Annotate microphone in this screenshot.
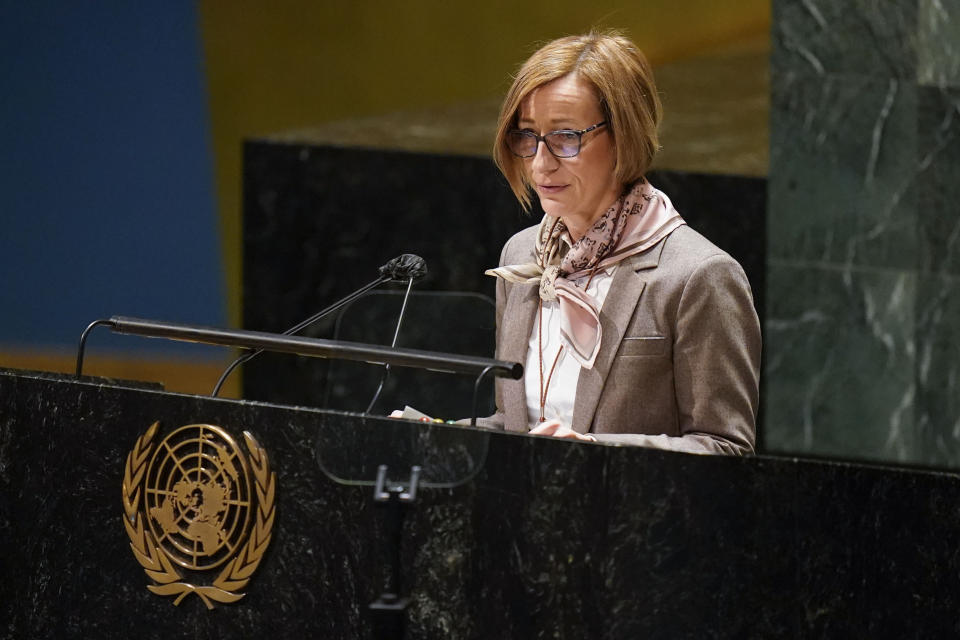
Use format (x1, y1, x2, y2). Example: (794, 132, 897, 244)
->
(211, 254, 428, 397)
(379, 254, 427, 281)
(362, 255, 427, 413)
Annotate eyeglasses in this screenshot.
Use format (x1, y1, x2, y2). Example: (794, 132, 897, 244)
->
(506, 121, 608, 158)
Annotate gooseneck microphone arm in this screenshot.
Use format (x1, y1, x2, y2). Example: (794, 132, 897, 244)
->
(210, 254, 428, 397)
(210, 273, 389, 397)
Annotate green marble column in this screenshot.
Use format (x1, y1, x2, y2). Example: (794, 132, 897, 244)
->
(765, 0, 960, 465)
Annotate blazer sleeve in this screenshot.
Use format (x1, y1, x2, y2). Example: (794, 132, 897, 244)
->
(593, 253, 761, 454)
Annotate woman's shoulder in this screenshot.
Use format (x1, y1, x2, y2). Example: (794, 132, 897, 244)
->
(660, 224, 742, 271)
(499, 224, 539, 265)
(651, 224, 751, 293)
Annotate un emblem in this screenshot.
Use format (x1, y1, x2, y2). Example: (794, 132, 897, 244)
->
(122, 422, 276, 608)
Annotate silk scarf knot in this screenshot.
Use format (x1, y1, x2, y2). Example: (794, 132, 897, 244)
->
(486, 179, 685, 369)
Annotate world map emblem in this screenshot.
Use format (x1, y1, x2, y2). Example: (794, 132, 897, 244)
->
(122, 422, 276, 608)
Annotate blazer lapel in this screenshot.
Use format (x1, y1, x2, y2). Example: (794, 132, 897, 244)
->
(571, 241, 665, 433)
(499, 282, 539, 429)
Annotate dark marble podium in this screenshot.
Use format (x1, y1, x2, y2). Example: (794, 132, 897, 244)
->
(3, 366, 960, 639)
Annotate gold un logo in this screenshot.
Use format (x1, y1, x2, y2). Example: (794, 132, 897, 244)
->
(122, 422, 276, 608)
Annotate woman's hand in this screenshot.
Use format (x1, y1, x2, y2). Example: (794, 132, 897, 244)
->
(528, 419, 596, 442)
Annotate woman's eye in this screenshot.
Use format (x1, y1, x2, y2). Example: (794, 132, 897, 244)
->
(546, 131, 578, 143)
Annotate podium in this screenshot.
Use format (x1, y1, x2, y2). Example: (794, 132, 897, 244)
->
(3, 366, 960, 638)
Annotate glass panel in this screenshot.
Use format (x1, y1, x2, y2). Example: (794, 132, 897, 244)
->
(314, 411, 490, 489)
(323, 290, 497, 420)
(315, 291, 496, 488)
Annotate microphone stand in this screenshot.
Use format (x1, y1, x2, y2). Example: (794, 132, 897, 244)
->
(365, 276, 415, 414)
(211, 273, 390, 396)
(211, 254, 428, 397)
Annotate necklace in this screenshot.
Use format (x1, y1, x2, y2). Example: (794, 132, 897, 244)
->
(537, 266, 599, 423)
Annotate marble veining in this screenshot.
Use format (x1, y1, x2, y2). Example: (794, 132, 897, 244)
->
(773, 0, 917, 79)
(918, 0, 960, 86)
(769, 72, 918, 270)
(917, 86, 960, 275)
(767, 0, 960, 467)
(764, 265, 918, 462)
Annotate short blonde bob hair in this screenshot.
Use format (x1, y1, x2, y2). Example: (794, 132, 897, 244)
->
(493, 31, 662, 210)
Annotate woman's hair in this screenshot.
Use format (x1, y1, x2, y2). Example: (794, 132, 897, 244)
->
(493, 31, 662, 210)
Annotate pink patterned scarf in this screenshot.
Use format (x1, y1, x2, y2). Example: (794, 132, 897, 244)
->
(486, 179, 685, 368)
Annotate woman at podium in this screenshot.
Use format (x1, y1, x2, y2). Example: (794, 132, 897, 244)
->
(484, 31, 761, 454)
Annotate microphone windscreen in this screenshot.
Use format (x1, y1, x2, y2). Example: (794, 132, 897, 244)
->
(379, 254, 428, 281)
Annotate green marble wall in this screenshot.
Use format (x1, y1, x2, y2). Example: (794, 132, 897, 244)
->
(765, 0, 960, 466)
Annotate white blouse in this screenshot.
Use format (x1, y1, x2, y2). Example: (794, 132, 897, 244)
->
(523, 266, 616, 428)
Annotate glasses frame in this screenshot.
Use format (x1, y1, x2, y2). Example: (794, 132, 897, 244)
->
(506, 120, 608, 158)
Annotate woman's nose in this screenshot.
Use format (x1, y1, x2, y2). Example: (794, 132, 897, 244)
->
(530, 139, 559, 173)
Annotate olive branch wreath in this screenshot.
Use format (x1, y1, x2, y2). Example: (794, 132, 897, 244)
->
(121, 422, 276, 609)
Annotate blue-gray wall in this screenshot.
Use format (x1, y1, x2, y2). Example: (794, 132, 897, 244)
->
(0, 2, 224, 354)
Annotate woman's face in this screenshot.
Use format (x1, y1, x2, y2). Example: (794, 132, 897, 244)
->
(517, 74, 621, 236)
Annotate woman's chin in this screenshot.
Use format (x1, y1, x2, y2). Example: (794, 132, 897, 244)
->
(538, 197, 570, 219)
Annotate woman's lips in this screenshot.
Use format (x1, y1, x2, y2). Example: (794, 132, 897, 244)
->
(538, 184, 567, 195)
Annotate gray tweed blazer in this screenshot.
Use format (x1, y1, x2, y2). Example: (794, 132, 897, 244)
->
(487, 223, 761, 455)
